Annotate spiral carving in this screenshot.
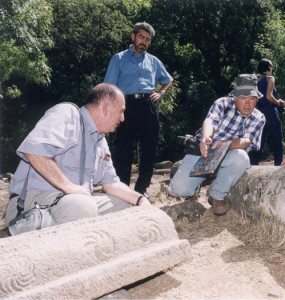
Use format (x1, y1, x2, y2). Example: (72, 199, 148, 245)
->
(84, 230, 115, 261)
(137, 217, 162, 244)
(0, 258, 36, 296)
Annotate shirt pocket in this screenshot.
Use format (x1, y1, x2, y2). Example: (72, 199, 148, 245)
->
(93, 148, 111, 186)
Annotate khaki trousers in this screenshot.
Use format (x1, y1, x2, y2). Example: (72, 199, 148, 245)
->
(5, 189, 131, 226)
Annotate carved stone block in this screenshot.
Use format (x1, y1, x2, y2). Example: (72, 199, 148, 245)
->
(0, 206, 191, 299)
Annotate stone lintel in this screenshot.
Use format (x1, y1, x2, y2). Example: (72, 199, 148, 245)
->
(0, 206, 191, 299)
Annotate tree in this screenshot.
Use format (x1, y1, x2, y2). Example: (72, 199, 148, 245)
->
(0, 0, 53, 98)
(0, 0, 53, 172)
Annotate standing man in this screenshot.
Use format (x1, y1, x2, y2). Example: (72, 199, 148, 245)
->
(104, 22, 173, 195)
(170, 74, 265, 216)
(5, 83, 150, 230)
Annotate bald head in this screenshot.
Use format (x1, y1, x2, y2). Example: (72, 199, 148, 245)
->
(86, 83, 123, 106)
(85, 83, 125, 133)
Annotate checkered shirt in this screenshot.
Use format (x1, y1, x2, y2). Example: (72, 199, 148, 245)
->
(198, 96, 265, 152)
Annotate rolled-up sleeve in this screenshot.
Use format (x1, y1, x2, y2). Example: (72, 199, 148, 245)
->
(205, 98, 226, 131)
(155, 58, 173, 84)
(93, 138, 119, 186)
(17, 104, 80, 160)
(244, 114, 266, 151)
(104, 55, 120, 85)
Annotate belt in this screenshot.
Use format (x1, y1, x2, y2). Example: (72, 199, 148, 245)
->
(126, 93, 149, 99)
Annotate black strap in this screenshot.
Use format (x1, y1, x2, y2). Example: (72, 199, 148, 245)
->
(16, 167, 30, 216)
(16, 103, 86, 215)
(79, 114, 85, 185)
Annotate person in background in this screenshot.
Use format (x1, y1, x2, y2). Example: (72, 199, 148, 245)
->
(5, 83, 150, 230)
(249, 59, 285, 166)
(104, 22, 173, 196)
(170, 74, 265, 217)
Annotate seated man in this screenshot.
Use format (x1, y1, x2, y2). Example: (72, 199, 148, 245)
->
(5, 83, 150, 228)
(170, 74, 265, 216)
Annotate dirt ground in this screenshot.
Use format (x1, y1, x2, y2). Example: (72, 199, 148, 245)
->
(1, 171, 285, 300)
(127, 172, 285, 300)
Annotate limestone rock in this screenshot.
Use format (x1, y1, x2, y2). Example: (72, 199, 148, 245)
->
(161, 201, 206, 224)
(226, 165, 285, 238)
(0, 206, 191, 299)
(153, 168, 171, 175)
(154, 161, 173, 169)
(170, 160, 182, 178)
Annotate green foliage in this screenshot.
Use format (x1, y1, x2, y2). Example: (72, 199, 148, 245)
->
(47, 0, 136, 104)
(3, 0, 285, 171)
(157, 73, 180, 115)
(0, 0, 53, 98)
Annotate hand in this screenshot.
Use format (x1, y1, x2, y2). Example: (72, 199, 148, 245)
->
(278, 99, 285, 107)
(281, 159, 285, 167)
(211, 140, 229, 150)
(149, 91, 162, 102)
(199, 137, 212, 158)
(62, 183, 91, 195)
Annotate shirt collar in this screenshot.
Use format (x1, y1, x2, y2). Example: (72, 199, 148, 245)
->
(80, 106, 104, 138)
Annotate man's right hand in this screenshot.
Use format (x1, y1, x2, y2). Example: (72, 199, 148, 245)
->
(199, 137, 212, 158)
(62, 183, 91, 195)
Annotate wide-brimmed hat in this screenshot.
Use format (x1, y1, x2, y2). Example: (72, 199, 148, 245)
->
(229, 74, 263, 99)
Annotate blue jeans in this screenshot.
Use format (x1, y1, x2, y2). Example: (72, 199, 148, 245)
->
(170, 149, 250, 200)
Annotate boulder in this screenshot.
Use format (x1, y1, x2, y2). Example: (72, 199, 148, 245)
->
(226, 165, 285, 238)
(154, 161, 173, 169)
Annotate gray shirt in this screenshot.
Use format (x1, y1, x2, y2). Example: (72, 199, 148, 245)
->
(9, 103, 119, 195)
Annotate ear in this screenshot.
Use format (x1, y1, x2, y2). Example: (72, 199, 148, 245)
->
(131, 32, 135, 42)
(102, 99, 110, 116)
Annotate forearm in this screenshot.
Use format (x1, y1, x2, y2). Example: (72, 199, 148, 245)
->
(151, 83, 172, 101)
(267, 94, 282, 106)
(266, 78, 284, 106)
(230, 138, 251, 150)
(201, 119, 215, 139)
(159, 83, 172, 93)
(25, 153, 89, 195)
(102, 181, 150, 205)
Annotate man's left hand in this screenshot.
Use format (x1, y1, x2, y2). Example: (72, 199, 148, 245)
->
(150, 91, 162, 102)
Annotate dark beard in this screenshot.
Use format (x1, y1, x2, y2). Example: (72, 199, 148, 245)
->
(135, 43, 146, 53)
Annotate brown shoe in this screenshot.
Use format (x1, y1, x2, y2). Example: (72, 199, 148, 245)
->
(208, 195, 214, 206)
(212, 199, 228, 217)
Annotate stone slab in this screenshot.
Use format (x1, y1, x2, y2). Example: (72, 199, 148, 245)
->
(0, 206, 191, 299)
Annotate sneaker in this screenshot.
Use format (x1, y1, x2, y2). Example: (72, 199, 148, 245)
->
(212, 199, 228, 217)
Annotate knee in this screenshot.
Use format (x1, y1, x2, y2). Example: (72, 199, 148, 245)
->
(52, 194, 99, 224)
(170, 173, 193, 197)
(227, 149, 250, 171)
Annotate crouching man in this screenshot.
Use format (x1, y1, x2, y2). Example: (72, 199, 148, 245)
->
(5, 83, 150, 231)
(170, 74, 265, 216)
